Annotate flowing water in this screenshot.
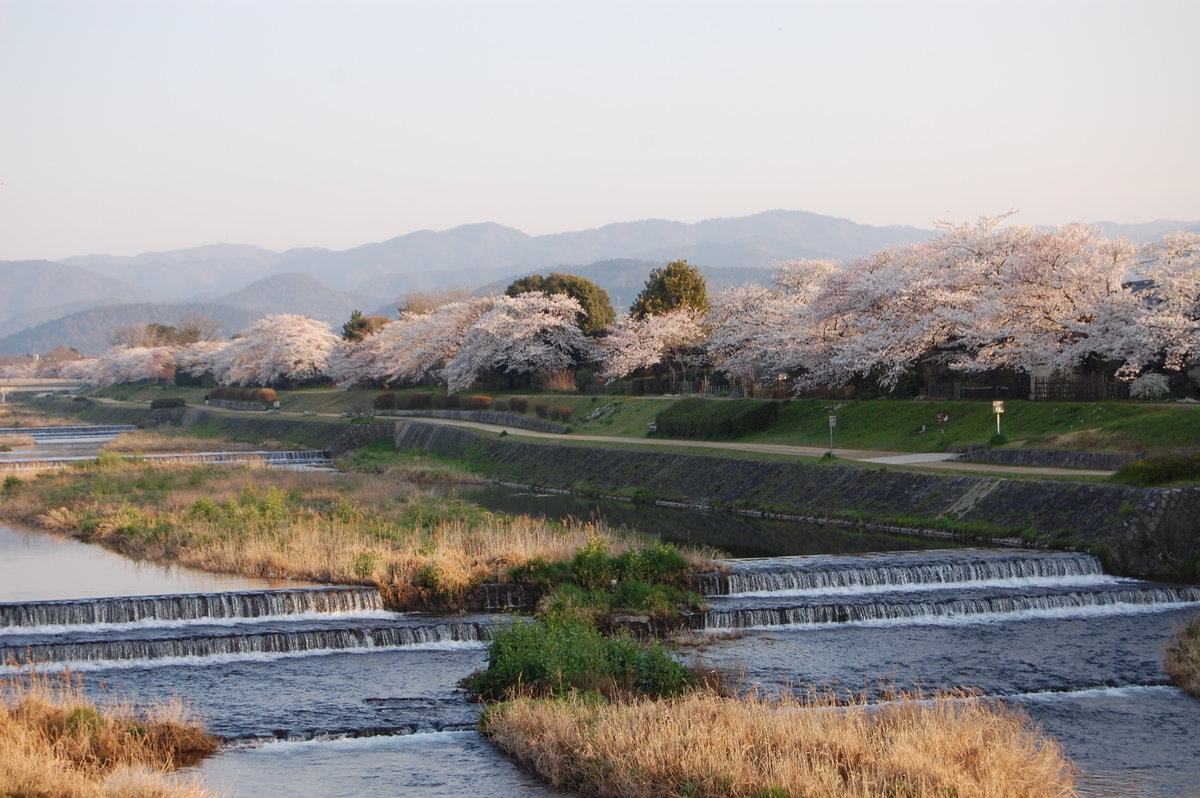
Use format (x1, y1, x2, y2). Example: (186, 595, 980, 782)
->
(2, 427, 1198, 795)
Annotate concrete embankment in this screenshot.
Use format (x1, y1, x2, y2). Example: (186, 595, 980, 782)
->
(391, 420, 1200, 580)
(25, 398, 1200, 580)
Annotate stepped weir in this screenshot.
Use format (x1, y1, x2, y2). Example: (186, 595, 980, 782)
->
(0, 585, 493, 668)
(689, 548, 1200, 630)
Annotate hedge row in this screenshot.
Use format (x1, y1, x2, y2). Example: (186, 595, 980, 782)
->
(373, 393, 534, 415)
(654, 398, 779, 439)
(207, 386, 277, 404)
(1114, 454, 1200, 486)
(149, 397, 187, 409)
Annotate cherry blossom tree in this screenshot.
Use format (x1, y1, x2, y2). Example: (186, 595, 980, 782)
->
(94, 346, 178, 385)
(209, 314, 339, 386)
(445, 292, 595, 393)
(366, 297, 497, 386)
(600, 308, 708, 388)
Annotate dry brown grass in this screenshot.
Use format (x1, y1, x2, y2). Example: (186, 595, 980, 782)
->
(481, 687, 1078, 798)
(1167, 614, 1200, 699)
(0, 405, 80, 428)
(0, 433, 37, 447)
(100, 430, 278, 454)
(3, 459, 720, 609)
(0, 670, 218, 798)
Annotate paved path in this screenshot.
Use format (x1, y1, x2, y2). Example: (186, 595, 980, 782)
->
(90, 398, 1116, 478)
(375, 416, 1116, 478)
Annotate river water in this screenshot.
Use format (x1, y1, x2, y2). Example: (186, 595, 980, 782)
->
(2, 429, 1199, 796)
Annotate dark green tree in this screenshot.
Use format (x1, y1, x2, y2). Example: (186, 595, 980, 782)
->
(505, 272, 616, 335)
(341, 309, 390, 342)
(629, 260, 710, 318)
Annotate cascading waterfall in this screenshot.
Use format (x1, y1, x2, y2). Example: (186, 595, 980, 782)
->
(0, 449, 332, 470)
(0, 584, 496, 667)
(691, 549, 1104, 596)
(690, 548, 1200, 631)
(0, 586, 384, 629)
(6, 620, 494, 666)
(0, 424, 138, 438)
(698, 584, 1200, 629)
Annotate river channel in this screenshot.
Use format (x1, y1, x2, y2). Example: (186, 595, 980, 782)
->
(2, 429, 1198, 796)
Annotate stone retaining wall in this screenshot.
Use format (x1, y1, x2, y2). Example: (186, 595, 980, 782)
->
(392, 419, 1200, 579)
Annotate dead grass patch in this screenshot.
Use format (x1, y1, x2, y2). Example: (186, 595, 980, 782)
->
(100, 430, 278, 454)
(1167, 614, 1200, 699)
(1, 669, 217, 798)
(481, 687, 1078, 798)
(2, 459, 720, 610)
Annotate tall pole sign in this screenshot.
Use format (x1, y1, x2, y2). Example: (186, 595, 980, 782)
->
(992, 400, 1005, 436)
(828, 414, 837, 456)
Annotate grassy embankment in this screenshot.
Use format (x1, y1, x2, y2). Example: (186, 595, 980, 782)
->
(1, 671, 217, 798)
(86, 383, 1200, 456)
(0, 450, 718, 611)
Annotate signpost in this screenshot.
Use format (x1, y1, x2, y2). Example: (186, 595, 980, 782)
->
(828, 414, 837, 456)
(992, 400, 1005, 436)
(936, 412, 949, 444)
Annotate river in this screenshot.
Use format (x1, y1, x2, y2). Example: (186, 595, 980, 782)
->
(2, 428, 1198, 796)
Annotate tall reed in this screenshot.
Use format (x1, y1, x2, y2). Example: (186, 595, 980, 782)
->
(1, 669, 218, 798)
(481, 687, 1078, 798)
(1167, 614, 1200, 699)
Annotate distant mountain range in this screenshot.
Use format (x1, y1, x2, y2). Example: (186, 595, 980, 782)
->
(1, 210, 1195, 355)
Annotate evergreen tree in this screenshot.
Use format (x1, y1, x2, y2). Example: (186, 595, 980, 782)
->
(629, 260, 710, 318)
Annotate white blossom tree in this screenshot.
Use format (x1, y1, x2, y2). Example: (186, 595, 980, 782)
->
(600, 308, 708, 388)
(210, 314, 339, 386)
(444, 292, 595, 393)
(94, 346, 178, 385)
(367, 297, 497, 386)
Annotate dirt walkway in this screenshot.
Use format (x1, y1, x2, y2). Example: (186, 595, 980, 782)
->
(90, 398, 1116, 478)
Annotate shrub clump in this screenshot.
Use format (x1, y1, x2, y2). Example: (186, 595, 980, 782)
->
(655, 398, 779, 439)
(149, 397, 187, 410)
(1167, 614, 1200, 699)
(1114, 453, 1200, 486)
(207, 386, 276, 404)
(467, 615, 693, 701)
(509, 396, 529, 414)
(470, 395, 493, 411)
(509, 539, 700, 623)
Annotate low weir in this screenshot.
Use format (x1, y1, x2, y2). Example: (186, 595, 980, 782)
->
(0, 582, 494, 668)
(0, 586, 384, 629)
(0, 424, 138, 438)
(689, 548, 1105, 595)
(0, 449, 332, 471)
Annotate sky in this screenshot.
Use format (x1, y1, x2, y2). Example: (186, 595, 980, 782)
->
(2, 0, 1198, 261)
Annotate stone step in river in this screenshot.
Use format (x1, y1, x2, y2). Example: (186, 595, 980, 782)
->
(0, 584, 495, 669)
(690, 548, 1200, 630)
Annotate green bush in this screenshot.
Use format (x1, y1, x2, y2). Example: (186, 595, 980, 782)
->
(1114, 454, 1200, 486)
(655, 398, 780, 439)
(411, 392, 433, 409)
(373, 392, 398, 410)
(149, 397, 186, 409)
(467, 615, 693, 700)
(509, 396, 529, 414)
(534, 403, 549, 418)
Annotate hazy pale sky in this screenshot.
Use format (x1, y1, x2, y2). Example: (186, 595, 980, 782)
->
(3, 0, 1198, 261)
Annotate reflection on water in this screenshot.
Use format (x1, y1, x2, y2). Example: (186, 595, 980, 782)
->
(199, 731, 559, 798)
(0, 524, 312, 602)
(460, 484, 952, 557)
